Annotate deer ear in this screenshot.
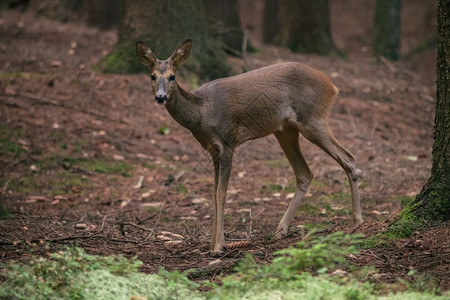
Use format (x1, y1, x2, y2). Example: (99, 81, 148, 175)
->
(136, 41, 157, 67)
(170, 39, 192, 67)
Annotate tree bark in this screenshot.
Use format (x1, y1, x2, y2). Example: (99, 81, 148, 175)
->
(263, 0, 279, 44)
(204, 0, 244, 54)
(389, 0, 449, 235)
(101, 0, 230, 80)
(277, 0, 339, 55)
(86, 0, 120, 30)
(373, 0, 401, 60)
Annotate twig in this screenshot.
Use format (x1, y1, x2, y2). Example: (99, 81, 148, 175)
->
(7, 92, 109, 120)
(247, 209, 253, 239)
(119, 222, 153, 232)
(378, 56, 398, 72)
(0, 234, 143, 246)
(144, 200, 166, 241)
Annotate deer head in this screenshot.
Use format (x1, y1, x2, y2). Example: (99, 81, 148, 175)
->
(135, 39, 192, 104)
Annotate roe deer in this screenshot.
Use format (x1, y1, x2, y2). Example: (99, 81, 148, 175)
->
(136, 39, 363, 252)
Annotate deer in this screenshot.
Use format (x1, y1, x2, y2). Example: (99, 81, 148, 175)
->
(135, 39, 363, 252)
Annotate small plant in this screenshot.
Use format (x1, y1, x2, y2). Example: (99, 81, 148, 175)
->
(0, 203, 11, 219)
(0, 247, 203, 300)
(272, 231, 363, 274)
(1, 237, 447, 300)
(399, 269, 441, 295)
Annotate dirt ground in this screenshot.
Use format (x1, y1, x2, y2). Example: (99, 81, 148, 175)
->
(1, 2, 449, 292)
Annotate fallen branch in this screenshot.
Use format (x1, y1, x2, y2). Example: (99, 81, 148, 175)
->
(119, 222, 153, 232)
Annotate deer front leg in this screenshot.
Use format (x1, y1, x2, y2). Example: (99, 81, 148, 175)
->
(210, 148, 233, 252)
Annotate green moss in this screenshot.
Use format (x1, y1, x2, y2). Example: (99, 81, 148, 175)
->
(396, 196, 415, 207)
(421, 181, 450, 222)
(7, 177, 34, 194)
(5, 155, 134, 195)
(0, 137, 25, 154)
(99, 43, 144, 74)
(73, 139, 88, 152)
(0, 124, 26, 155)
(302, 222, 330, 231)
(297, 203, 320, 214)
(264, 158, 291, 168)
(311, 181, 329, 189)
(143, 163, 156, 171)
(1, 241, 447, 299)
(0, 71, 23, 78)
(263, 184, 284, 192)
(365, 201, 425, 248)
(0, 203, 11, 219)
(7, 171, 89, 196)
(55, 156, 134, 177)
(387, 199, 425, 238)
(176, 184, 188, 195)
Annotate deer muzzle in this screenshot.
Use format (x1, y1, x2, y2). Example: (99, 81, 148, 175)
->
(155, 95, 168, 104)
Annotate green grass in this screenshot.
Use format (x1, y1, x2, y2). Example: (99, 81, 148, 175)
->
(0, 203, 11, 219)
(0, 124, 27, 155)
(297, 203, 321, 214)
(176, 184, 188, 194)
(264, 158, 291, 168)
(396, 196, 415, 207)
(4, 155, 135, 195)
(143, 162, 157, 170)
(1, 232, 445, 299)
(0, 137, 25, 154)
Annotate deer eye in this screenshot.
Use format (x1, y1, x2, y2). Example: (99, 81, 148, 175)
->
(150, 74, 156, 81)
(168, 74, 176, 81)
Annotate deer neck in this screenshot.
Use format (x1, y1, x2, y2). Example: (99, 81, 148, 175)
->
(165, 84, 202, 130)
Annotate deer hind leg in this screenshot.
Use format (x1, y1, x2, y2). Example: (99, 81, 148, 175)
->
(209, 144, 233, 252)
(274, 126, 313, 239)
(301, 120, 363, 226)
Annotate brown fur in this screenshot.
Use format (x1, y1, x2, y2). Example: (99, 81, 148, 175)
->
(136, 40, 363, 252)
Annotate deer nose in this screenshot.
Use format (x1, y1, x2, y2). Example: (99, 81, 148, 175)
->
(155, 95, 168, 104)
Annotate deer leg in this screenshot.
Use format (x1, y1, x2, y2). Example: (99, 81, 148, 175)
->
(301, 121, 363, 226)
(210, 156, 220, 248)
(210, 147, 233, 252)
(274, 127, 313, 239)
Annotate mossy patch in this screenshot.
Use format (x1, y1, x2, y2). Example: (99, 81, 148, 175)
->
(297, 203, 321, 214)
(263, 183, 284, 192)
(0, 203, 11, 219)
(5, 155, 135, 195)
(99, 43, 144, 74)
(264, 158, 291, 168)
(0, 123, 27, 155)
(365, 200, 426, 248)
(176, 184, 188, 195)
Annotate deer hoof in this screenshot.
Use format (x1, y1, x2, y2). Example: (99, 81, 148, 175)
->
(353, 218, 364, 227)
(275, 227, 288, 240)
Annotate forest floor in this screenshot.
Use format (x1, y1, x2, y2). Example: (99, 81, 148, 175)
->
(1, 9, 449, 292)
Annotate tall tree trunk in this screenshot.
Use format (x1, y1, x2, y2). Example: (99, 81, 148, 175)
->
(101, 0, 230, 80)
(389, 0, 449, 236)
(204, 0, 244, 54)
(86, 0, 120, 30)
(263, 0, 279, 44)
(373, 0, 401, 60)
(277, 0, 339, 55)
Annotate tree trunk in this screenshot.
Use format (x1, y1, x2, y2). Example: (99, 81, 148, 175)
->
(263, 0, 279, 44)
(204, 0, 244, 54)
(277, 0, 339, 55)
(86, 0, 120, 30)
(389, 0, 449, 236)
(101, 0, 230, 80)
(373, 0, 401, 60)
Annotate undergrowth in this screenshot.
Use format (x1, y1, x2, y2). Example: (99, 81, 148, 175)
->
(0, 232, 446, 299)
